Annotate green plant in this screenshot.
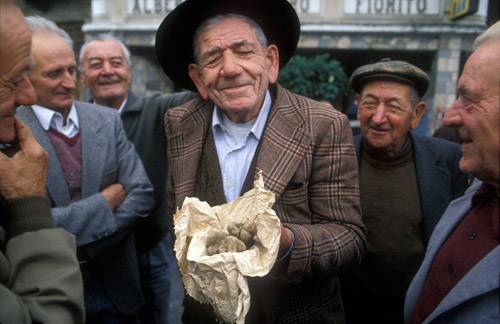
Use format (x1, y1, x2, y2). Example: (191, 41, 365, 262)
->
(278, 53, 350, 103)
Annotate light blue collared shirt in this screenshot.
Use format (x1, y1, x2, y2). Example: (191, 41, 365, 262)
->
(212, 90, 271, 202)
(31, 104, 80, 137)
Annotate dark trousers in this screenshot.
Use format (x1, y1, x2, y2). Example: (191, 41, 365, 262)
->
(81, 262, 140, 324)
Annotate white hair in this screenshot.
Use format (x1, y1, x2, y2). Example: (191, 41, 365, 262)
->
(79, 33, 132, 70)
(25, 15, 73, 48)
(472, 20, 500, 51)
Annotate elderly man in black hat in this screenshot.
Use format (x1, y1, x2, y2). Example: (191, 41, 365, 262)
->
(155, 0, 367, 322)
(340, 59, 469, 324)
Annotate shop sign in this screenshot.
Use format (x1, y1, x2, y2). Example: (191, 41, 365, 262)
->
(128, 0, 321, 15)
(344, 0, 441, 15)
(449, 0, 479, 20)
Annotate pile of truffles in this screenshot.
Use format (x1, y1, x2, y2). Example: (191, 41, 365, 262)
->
(206, 222, 258, 255)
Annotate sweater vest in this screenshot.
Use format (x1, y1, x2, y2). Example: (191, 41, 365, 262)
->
(47, 128, 82, 202)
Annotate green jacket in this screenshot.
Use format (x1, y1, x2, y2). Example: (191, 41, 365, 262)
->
(0, 196, 85, 323)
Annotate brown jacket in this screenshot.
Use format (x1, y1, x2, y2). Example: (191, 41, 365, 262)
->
(165, 84, 366, 323)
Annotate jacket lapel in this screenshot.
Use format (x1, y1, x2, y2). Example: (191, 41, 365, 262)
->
(256, 86, 311, 200)
(412, 133, 452, 244)
(16, 106, 71, 206)
(169, 100, 213, 200)
(75, 102, 108, 198)
(426, 245, 500, 324)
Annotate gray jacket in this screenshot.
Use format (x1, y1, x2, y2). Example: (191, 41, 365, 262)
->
(404, 180, 500, 324)
(17, 102, 154, 316)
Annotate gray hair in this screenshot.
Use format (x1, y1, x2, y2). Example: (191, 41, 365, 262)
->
(79, 33, 131, 70)
(25, 15, 73, 48)
(193, 13, 268, 65)
(472, 20, 500, 51)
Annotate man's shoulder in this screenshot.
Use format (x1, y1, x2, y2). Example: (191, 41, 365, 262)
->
(75, 101, 118, 117)
(168, 97, 211, 118)
(276, 84, 345, 121)
(142, 91, 199, 108)
(411, 132, 461, 154)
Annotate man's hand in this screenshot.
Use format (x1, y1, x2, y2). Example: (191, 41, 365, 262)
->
(101, 183, 126, 211)
(0, 117, 49, 200)
(279, 222, 293, 255)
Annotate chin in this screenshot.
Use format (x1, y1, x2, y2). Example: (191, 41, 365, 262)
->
(0, 128, 16, 144)
(458, 157, 477, 175)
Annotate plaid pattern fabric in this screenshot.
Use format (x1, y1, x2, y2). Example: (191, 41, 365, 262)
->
(165, 84, 366, 323)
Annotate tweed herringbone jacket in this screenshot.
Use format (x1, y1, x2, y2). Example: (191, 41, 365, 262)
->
(165, 84, 366, 323)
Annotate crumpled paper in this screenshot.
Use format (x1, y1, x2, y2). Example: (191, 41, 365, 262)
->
(173, 171, 281, 323)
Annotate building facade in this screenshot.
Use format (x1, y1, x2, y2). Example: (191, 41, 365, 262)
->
(25, 0, 496, 134)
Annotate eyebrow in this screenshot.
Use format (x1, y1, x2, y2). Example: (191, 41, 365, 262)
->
(201, 40, 251, 60)
(43, 66, 74, 77)
(88, 56, 124, 62)
(457, 85, 469, 96)
(362, 93, 406, 105)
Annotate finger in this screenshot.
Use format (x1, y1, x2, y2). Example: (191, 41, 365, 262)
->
(0, 145, 17, 158)
(13, 116, 36, 148)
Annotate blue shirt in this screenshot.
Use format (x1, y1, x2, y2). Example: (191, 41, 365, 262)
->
(212, 91, 294, 260)
(212, 91, 271, 202)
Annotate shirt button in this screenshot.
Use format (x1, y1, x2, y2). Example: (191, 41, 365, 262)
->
(227, 183, 232, 189)
(468, 232, 476, 240)
(448, 266, 454, 274)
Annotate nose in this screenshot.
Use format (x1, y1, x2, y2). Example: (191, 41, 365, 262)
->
(442, 100, 461, 128)
(220, 51, 240, 77)
(61, 70, 76, 90)
(371, 104, 387, 124)
(101, 61, 114, 75)
(15, 74, 36, 106)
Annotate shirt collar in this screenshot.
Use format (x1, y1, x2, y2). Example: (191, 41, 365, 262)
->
(118, 97, 128, 114)
(471, 182, 499, 206)
(212, 90, 271, 140)
(471, 182, 499, 239)
(31, 103, 79, 131)
(92, 96, 128, 114)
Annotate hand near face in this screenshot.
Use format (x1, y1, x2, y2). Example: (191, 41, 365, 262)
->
(0, 117, 49, 200)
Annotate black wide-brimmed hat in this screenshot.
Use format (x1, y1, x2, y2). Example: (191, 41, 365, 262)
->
(350, 58, 430, 97)
(155, 0, 301, 91)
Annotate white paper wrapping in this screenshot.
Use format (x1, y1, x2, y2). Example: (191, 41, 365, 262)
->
(173, 172, 281, 323)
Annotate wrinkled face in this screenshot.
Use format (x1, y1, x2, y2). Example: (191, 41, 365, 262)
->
(188, 17, 279, 123)
(79, 39, 131, 108)
(0, 5, 36, 143)
(29, 32, 76, 114)
(356, 80, 425, 157)
(443, 40, 500, 185)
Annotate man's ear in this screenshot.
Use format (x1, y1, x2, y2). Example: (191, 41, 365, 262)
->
(410, 102, 427, 130)
(79, 70, 87, 87)
(355, 93, 361, 120)
(188, 63, 208, 99)
(266, 44, 279, 84)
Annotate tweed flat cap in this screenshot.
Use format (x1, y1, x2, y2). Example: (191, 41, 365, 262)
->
(350, 58, 430, 97)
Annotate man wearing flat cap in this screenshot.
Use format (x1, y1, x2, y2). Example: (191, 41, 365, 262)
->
(340, 59, 469, 323)
(155, 0, 366, 322)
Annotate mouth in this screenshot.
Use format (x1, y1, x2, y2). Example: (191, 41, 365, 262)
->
(459, 137, 472, 145)
(55, 92, 73, 97)
(98, 80, 121, 86)
(220, 84, 246, 91)
(218, 81, 252, 92)
(2, 114, 15, 124)
(370, 126, 389, 134)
